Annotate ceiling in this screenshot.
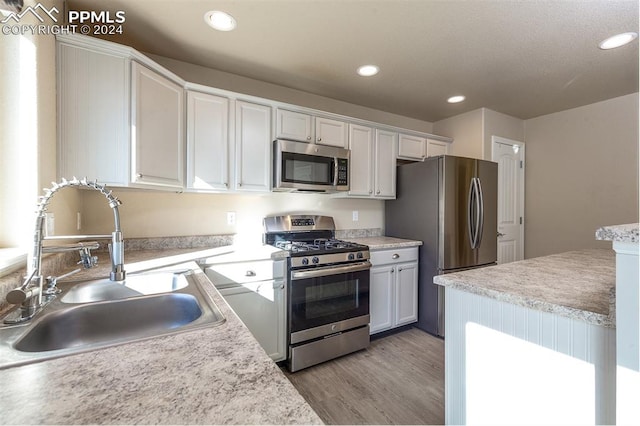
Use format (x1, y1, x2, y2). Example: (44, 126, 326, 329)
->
(66, 0, 639, 122)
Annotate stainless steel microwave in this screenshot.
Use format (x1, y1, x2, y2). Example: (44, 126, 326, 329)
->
(273, 139, 350, 192)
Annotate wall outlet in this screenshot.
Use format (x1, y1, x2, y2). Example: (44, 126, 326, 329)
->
(352, 210, 359, 222)
(227, 211, 236, 225)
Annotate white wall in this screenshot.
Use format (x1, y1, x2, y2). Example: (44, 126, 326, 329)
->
(0, 0, 78, 250)
(432, 108, 484, 159)
(524, 93, 639, 258)
(82, 191, 383, 245)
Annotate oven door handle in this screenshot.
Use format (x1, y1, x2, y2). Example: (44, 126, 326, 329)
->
(291, 261, 372, 280)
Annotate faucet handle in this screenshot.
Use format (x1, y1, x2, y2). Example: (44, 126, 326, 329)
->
(77, 247, 98, 269)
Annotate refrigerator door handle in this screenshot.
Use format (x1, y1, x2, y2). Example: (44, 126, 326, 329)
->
(467, 178, 475, 249)
(476, 177, 484, 247)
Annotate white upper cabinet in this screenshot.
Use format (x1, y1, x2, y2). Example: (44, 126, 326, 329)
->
(234, 101, 272, 192)
(398, 134, 427, 161)
(58, 40, 129, 187)
(346, 126, 396, 199)
(276, 109, 312, 142)
(348, 124, 375, 196)
(57, 36, 185, 190)
(374, 129, 397, 198)
(186, 91, 230, 191)
(276, 109, 348, 148)
(315, 117, 348, 148)
(131, 62, 184, 189)
(426, 138, 450, 157)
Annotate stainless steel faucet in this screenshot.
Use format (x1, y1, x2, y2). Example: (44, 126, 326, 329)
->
(4, 178, 126, 323)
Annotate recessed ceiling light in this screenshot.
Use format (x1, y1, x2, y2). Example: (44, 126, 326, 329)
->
(204, 11, 237, 31)
(599, 32, 638, 50)
(447, 95, 466, 104)
(357, 65, 379, 77)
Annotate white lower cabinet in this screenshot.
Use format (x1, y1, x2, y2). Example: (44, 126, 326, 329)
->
(205, 259, 286, 362)
(369, 247, 419, 334)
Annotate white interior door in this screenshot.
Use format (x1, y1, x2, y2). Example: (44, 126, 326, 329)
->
(491, 136, 525, 263)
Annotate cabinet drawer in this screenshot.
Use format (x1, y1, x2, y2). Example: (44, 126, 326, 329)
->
(370, 247, 418, 266)
(204, 260, 275, 286)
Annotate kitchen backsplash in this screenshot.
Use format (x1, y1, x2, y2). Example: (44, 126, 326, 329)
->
(0, 230, 379, 313)
(336, 228, 383, 239)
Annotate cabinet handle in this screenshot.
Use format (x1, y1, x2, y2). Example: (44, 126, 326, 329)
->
(392, 254, 400, 259)
(317, 137, 322, 142)
(239, 182, 242, 187)
(224, 182, 228, 188)
(136, 173, 143, 179)
(307, 136, 311, 141)
(391, 268, 395, 273)
(245, 270, 256, 277)
(398, 268, 403, 272)
(376, 190, 381, 194)
(369, 190, 373, 194)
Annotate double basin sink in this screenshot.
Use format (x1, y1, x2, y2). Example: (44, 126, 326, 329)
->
(0, 267, 226, 369)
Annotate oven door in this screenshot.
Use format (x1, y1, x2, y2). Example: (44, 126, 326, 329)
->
(289, 261, 370, 344)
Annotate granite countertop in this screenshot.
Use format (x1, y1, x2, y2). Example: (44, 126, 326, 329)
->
(595, 223, 639, 243)
(0, 249, 321, 425)
(434, 249, 616, 328)
(345, 236, 423, 250)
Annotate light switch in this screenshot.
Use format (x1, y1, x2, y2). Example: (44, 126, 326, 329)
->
(352, 211, 359, 222)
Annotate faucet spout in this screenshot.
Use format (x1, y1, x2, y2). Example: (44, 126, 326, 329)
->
(5, 177, 126, 323)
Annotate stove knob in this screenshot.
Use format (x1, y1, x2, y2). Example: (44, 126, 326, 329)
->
(348, 253, 355, 260)
(302, 258, 309, 265)
(312, 256, 320, 264)
(357, 252, 364, 259)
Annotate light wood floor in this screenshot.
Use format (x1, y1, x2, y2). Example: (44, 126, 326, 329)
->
(283, 327, 444, 425)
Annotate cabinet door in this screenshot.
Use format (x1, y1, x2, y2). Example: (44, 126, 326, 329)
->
(219, 280, 286, 362)
(394, 261, 418, 326)
(398, 134, 426, 160)
(348, 124, 374, 197)
(374, 129, 397, 198)
(276, 109, 312, 142)
(235, 101, 272, 191)
(426, 138, 449, 157)
(131, 62, 184, 188)
(58, 42, 129, 186)
(315, 117, 348, 148)
(186, 91, 229, 191)
(370, 265, 394, 334)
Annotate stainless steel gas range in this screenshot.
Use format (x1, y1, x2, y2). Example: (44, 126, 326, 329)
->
(264, 215, 371, 372)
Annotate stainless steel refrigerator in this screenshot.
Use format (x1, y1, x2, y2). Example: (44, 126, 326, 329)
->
(385, 155, 498, 337)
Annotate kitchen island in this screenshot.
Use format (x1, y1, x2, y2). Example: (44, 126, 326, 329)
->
(0, 246, 322, 425)
(434, 248, 616, 425)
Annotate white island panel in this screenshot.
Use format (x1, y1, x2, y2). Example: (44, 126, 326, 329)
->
(445, 287, 615, 425)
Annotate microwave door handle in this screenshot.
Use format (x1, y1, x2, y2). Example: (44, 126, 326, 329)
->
(332, 158, 338, 185)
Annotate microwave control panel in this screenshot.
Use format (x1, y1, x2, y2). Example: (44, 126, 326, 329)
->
(337, 158, 348, 186)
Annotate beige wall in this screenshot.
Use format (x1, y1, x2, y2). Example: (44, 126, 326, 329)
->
(432, 108, 484, 159)
(0, 0, 79, 250)
(149, 54, 434, 134)
(433, 108, 525, 160)
(483, 109, 525, 159)
(524, 93, 639, 258)
(82, 191, 383, 245)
